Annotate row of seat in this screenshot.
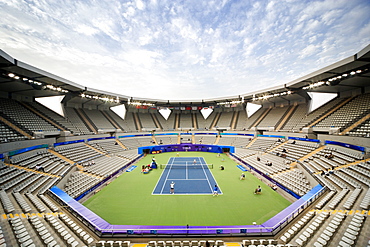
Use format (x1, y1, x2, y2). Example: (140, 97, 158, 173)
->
(39, 194, 59, 212)
(287, 211, 330, 245)
(147, 240, 224, 247)
(0, 189, 15, 213)
(29, 215, 59, 246)
(280, 211, 315, 243)
(64, 172, 102, 198)
(58, 213, 94, 245)
(26, 192, 46, 212)
(45, 215, 80, 247)
(0, 225, 5, 246)
(8, 217, 35, 247)
(83, 156, 130, 177)
(13, 192, 32, 213)
(338, 213, 366, 246)
(310, 213, 346, 247)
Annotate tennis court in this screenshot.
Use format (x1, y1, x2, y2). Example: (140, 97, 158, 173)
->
(152, 157, 221, 195)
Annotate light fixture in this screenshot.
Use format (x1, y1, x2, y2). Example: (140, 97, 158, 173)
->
(8, 73, 15, 78)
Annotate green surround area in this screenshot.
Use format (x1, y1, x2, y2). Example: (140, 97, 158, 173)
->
(83, 152, 291, 226)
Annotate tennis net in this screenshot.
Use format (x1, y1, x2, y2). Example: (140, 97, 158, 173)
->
(160, 164, 214, 169)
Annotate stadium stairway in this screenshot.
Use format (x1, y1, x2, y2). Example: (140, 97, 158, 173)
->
(19, 102, 67, 132)
(116, 139, 128, 150)
(48, 149, 75, 165)
(306, 96, 354, 128)
(152, 135, 158, 145)
(340, 113, 370, 135)
(75, 108, 98, 134)
(249, 108, 271, 129)
(79, 170, 104, 179)
(132, 112, 142, 131)
(275, 105, 297, 131)
(230, 111, 239, 130)
(0, 115, 32, 139)
(313, 157, 370, 175)
(298, 146, 326, 163)
(151, 112, 163, 130)
(265, 140, 289, 154)
(5, 163, 60, 178)
(214, 135, 221, 145)
(101, 110, 123, 130)
(85, 143, 110, 157)
(209, 112, 221, 130)
(245, 138, 257, 148)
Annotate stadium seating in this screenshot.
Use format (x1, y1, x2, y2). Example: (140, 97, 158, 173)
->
(0, 98, 58, 135)
(1, 93, 370, 247)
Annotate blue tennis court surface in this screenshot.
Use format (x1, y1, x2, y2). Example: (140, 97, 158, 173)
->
(152, 157, 222, 195)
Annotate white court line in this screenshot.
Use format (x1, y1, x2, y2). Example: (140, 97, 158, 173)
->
(199, 158, 213, 192)
(159, 157, 175, 194)
(151, 164, 169, 195)
(186, 161, 188, 179)
(170, 178, 208, 180)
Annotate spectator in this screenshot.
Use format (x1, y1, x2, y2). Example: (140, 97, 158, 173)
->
(254, 185, 262, 194)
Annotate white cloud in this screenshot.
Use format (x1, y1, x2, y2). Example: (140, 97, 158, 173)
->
(0, 0, 369, 100)
(74, 24, 99, 36)
(299, 44, 318, 58)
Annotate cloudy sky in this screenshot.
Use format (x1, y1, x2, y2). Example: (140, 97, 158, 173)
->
(0, 0, 369, 101)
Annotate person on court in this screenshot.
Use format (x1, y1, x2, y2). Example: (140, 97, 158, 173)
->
(193, 159, 197, 165)
(240, 173, 245, 180)
(213, 184, 219, 196)
(170, 181, 175, 194)
(254, 185, 262, 194)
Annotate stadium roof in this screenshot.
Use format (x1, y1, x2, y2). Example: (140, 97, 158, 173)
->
(1, 44, 369, 107)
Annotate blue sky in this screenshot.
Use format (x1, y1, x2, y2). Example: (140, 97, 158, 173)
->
(0, 0, 369, 100)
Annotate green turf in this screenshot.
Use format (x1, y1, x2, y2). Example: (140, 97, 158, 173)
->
(83, 152, 291, 226)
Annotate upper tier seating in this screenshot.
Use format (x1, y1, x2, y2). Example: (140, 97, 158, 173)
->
(119, 136, 154, 149)
(54, 143, 102, 163)
(27, 101, 80, 134)
(0, 121, 27, 143)
(315, 93, 370, 129)
(257, 106, 290, 129)
(294, 97, 347, 130)
(178, 112, 193, 129)
(82, 108, 116, 131)
(215, 111, 233, 129)
(0, 98, 58, 134)
(281, 104, 308, 131)
(64, 107, 94, 135)
(138, 112, 157, 129)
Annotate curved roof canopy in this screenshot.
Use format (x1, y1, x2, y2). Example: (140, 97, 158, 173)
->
(1, 45, 369, 107)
